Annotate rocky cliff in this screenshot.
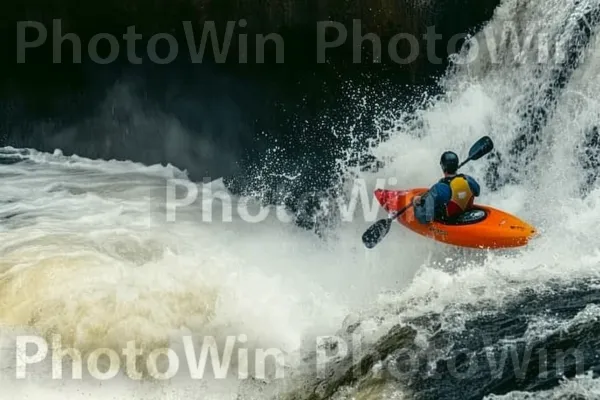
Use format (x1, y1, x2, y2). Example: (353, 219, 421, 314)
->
(4, 0, 500, 78)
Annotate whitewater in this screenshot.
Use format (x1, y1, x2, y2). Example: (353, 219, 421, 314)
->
(2, 0, 600, 398)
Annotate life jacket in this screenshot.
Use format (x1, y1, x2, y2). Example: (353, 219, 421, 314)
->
(438, 174, 475, 218)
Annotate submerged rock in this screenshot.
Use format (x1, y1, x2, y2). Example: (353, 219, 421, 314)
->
(283, 324, 417, 400)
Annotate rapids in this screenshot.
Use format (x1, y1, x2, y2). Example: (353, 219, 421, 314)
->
(2, 0, 600, 398)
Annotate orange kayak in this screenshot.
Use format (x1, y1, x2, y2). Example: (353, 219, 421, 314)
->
(374, 188, 537, 249)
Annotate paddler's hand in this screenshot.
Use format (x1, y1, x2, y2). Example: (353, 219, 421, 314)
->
(412, 195, 423, 206)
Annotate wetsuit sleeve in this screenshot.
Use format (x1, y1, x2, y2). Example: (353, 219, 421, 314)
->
(466, 176, 481, 196)
(415, 183, 450, 223)
(429, 182, 451, 207)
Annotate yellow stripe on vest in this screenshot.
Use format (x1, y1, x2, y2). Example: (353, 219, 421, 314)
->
(448, 176, 474, 211)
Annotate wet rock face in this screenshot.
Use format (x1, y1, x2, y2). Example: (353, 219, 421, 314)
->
(279, 281, 600, 400)
(1, 0, 502, 148)
(282, 324, 419, 400)
(4, 0, 500, 73)
(1, 0, 502, 136)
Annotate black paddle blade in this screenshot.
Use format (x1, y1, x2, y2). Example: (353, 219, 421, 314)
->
(362, 218, 393, 248)
(468, 136, 494, 160)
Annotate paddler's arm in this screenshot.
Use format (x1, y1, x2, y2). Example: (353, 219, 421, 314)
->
(412, 183, 450, 207)
(465, 175, 481, 196)
(413, 183, 450, 223)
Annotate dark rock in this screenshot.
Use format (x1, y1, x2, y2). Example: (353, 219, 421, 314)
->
(284, 325, 417, 400)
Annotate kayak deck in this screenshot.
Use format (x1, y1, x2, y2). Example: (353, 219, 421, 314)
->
(374, 188, 537, 249)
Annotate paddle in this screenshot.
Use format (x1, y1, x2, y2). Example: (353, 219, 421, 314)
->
(361, 136, 494, 249)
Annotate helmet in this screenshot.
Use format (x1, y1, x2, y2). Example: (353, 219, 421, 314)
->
(440, 151, 459, 174)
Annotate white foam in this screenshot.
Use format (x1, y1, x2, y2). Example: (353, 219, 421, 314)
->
(2, 0, 600, 398)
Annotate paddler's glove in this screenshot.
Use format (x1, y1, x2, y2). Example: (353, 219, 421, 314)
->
(412, 195, 425, 206)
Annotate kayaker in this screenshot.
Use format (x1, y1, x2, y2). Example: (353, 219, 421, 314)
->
(412, 151, 481, 223)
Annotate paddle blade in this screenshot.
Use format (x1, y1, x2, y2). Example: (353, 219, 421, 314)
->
(468, 136, 494, 160)
(362, 218, 393, 249)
